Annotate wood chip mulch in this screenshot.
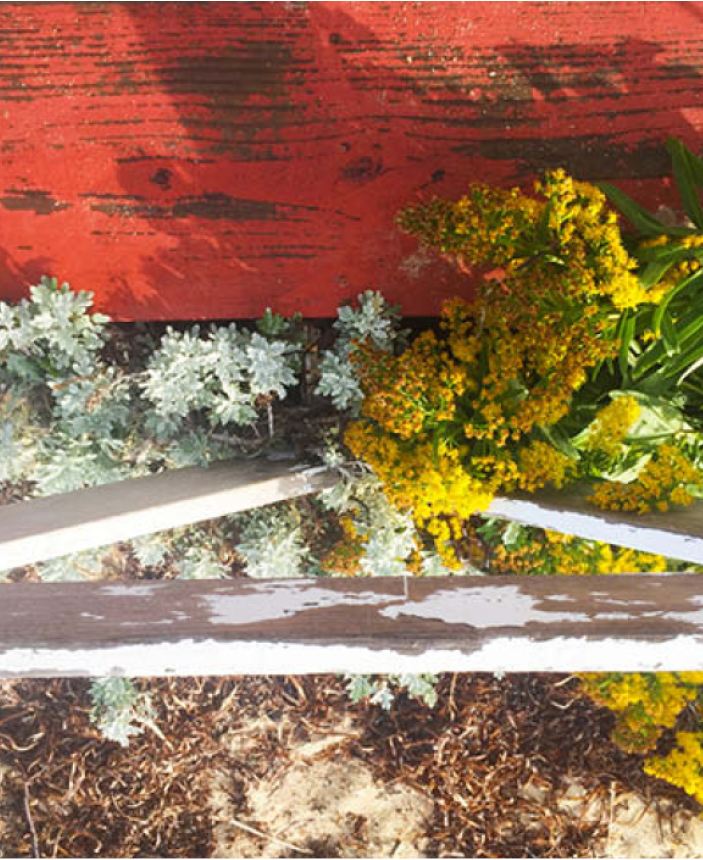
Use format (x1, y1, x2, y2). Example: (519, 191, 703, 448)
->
(0, 674, 698, 858)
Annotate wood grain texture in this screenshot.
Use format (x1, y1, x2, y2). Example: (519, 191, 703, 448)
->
(2, 574, 703, 676)
(1, 2, 703, 319)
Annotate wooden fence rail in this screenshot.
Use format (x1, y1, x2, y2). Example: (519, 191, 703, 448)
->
(3, 460, 703, 571)
(3, 460, 703, 677)
(1, 574, 703, 677)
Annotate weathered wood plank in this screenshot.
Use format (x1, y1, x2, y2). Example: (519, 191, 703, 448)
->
(0, 459, 337, 570)
(489, 490, 703, 566)
(1, 2, 702, 319)
(1, 574, 703, 677)
(4, 463, 703, 571)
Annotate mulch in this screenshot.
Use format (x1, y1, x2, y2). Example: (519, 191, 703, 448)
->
(0, 673, 698, 858)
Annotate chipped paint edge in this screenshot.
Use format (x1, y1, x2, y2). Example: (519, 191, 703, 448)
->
(489, 496, 703, 565)
(1, 635, 703, 678)
(0, 463, 338, 570)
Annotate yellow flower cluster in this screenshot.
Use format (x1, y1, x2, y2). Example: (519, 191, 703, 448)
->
(516, 440, 573, 492)
(490, 530, 668, 577)
(645, 732, 703, 804)
(586, 395, 641, 457)
(588, 444, 703, 513)
(345, 171, 673, 565)
(344, 421, 495, 567)
(579, 672, 703, 752)
(351, 330, 470, 440)
(535, 171, 648, 310)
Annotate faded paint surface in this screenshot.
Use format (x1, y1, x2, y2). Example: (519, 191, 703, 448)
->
(2, 575, 703, 676)
(0, 459, 337, 571)
(489, 492, 703, 565)
(1, 2, 703, 320)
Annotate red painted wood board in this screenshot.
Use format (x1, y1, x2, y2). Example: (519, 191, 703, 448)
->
(2, 1, 703, 321)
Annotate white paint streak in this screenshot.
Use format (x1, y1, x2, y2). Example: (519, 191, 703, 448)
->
(381, 586, 597, 626)
(2, 634, 703, 677)
(489, 497, 703, 565)
(201, 583, 403, 625)
(382, 586, 703, 627)
(101, 584, 161, 597)
(120, 619, 175, 627)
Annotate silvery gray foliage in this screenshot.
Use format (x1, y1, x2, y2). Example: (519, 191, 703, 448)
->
(89, 678, 157, 747)
(345, 674, 439, 710)
(129, 523, 231, 579)
(176, 545, 229, 580)
(0, 281, 303, 502)
(0, 278, 144, 496)
(316, 290, 404, 412)
(316, 352, 362, 412)
(0, 276, 109, 381)
(141, 323, 299, 436)
(0, 419, 35, 483)
(36, 548, 105, 582)
(321, 469, 457, 577)
(130, 533, 171, 568)
(235, 503, 310, 579)
(334, 290, 403, 352)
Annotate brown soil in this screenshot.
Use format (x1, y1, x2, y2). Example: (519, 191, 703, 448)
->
(0, 674, 700, 858)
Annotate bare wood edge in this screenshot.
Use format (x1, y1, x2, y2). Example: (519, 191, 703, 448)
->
(4, 465, 703, 571)
(0, 459, 338, 570)
(1, 574, 703, 677)
(489, 487, 703, 565)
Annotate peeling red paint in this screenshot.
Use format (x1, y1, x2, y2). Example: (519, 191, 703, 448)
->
(1, 2, 703, 320)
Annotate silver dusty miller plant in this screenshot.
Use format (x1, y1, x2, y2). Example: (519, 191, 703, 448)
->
(345, 674, 439, 710)
(234, 503, 311, 579)
(89, 678, 161, 747)
(316, 290, 405, 412)
(0, 279, 303, 499)
(141, 323, 299, 438)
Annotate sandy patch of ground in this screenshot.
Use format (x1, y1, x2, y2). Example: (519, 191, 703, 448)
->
(211, 712, 433, 858)
(553, 779, 703, 859)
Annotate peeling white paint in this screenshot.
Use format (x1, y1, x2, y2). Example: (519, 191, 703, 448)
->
(120, 619, 175, 627)
(201, 583, 404, 625)
(489, 497, 703, 565)
(101, 584, 162, 597)
(79, 612, 106, 620)
(381, 586, 703, 627)
(2, 634, 703, 677)
(381, 586, 607, 626)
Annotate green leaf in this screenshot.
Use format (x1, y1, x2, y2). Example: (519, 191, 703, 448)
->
(502, 521, 525, 549)
(668, 340, 703, 384)
(652, 269, 703, 336)
(660, 311, 680, 355)
(618, 312, 636, 381)
(637, 242, 698, 265)
(598, 183, 667, 237)
(679, 352, 703, 386)
(640, 260, 673, 288)
(667, 137, 703, 229)
(634, 307, 703, 379)
(538, 423, 579, 459)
